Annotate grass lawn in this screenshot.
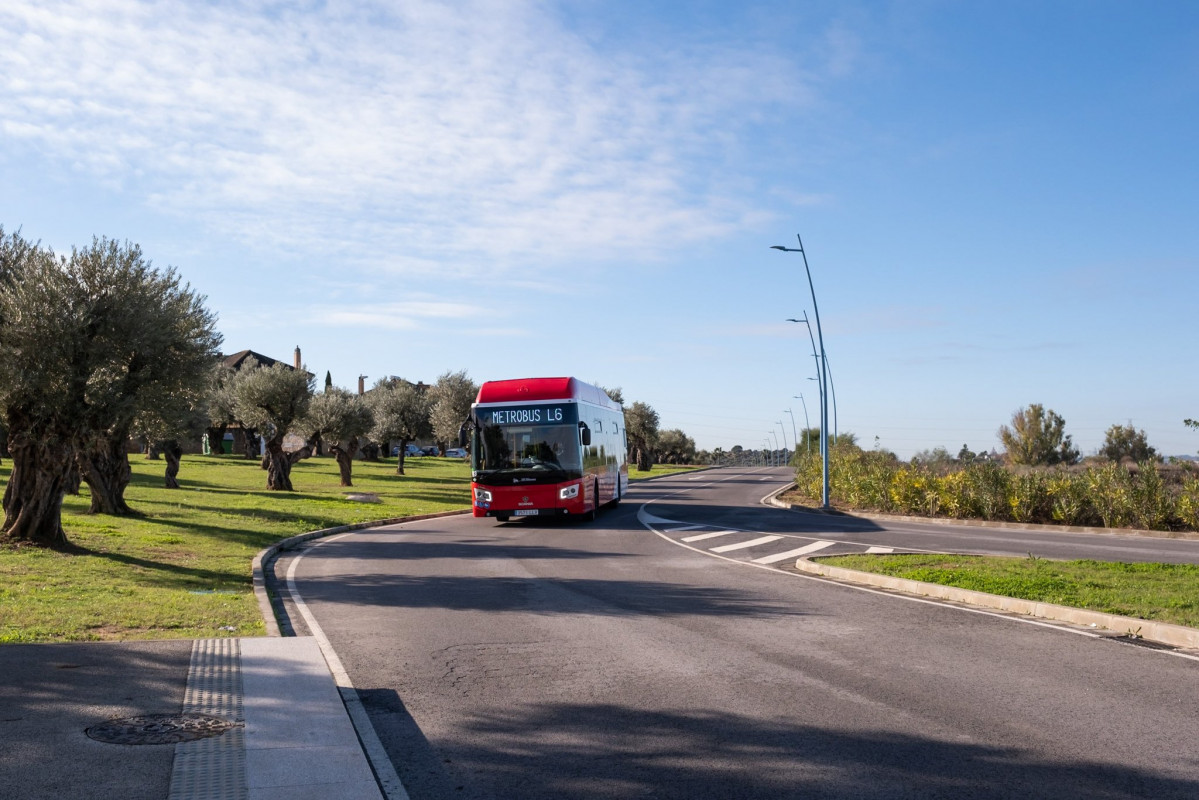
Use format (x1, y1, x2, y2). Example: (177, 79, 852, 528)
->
(628, 464, 706, 480)
(0, 454, 472, 643)
(818, 553, 1199, 629)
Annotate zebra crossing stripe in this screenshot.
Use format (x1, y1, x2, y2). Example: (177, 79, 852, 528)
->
(865, 546, 894, 554)
(710, 535, 783, 553)
(666, 525, 708, 533)
(681, 530, 740, 542)
(752, 540, 836, 564)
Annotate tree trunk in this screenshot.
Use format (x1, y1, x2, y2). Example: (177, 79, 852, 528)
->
(636, 447, 653, 472)
(163, 440, 183, 489)
(395, 440, 409, 475)
(264, 437, 294, 491)
(145, 440, 160, 460)
(287, 444, 313, 465)
(205, 424, 228, 454)
(64, 459, 82, 495)
(2, 432, 73, 548)
(79, 435, 135, 515)
(331, 437, 357, 487)
(242, 428, 260, 459)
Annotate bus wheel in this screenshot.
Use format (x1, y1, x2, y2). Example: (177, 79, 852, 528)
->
(611, 478, 621, 507)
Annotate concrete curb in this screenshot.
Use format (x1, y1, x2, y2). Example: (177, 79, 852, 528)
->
(252, 509, 471, 636)
(765, 482, 1199, 540)
(793, 557, 1199, 650)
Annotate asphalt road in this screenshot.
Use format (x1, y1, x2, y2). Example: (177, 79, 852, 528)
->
(284, 466, 1199, 799)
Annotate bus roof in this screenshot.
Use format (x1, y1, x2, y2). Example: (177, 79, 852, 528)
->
(475, 377, 621, 410)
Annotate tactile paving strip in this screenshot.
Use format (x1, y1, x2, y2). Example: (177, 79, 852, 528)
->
(168, 638, 247, 800)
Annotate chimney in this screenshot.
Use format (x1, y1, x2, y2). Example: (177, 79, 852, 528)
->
(358, 375, 366, 395)
(294, 346, 301, 370)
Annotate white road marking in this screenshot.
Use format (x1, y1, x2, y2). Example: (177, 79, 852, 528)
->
(866, 546, 895, 554)
(752, 540, 836, 564)
(666, 524, 708, 532)
(287, 536, 411, 800)
(681, 530, 740, 542)
(633, 496, 1199, 662)
(711, 535, 784, 553)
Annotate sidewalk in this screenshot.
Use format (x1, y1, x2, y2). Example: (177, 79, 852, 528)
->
(0, 636, 383, 800)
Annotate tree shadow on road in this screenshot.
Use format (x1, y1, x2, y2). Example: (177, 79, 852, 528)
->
(359, 691, 1199, 800)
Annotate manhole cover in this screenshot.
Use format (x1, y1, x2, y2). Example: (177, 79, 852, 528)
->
(85, 713, 242, 745)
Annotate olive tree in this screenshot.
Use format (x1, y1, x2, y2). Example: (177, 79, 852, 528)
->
(303, 388, 373, 487)
(134, 392, 211, 489)
(998, 403, 1079, 466)
(0, 229, 221, 546)
(656, 428, 697, 465)
(71, 238, 221, 513)
(367, 378, 431, 475)
(428, 370, 478, 449)
(230, 359, 314, 490)
(624, 401, 660, 472)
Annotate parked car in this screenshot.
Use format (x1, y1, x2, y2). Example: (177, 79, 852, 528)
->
(404, 444, 422, 457)
(444, 447, 468, 459)
(420, 445, 440, 457)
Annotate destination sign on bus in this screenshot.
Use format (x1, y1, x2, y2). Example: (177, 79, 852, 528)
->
(480, 403, 579, 426)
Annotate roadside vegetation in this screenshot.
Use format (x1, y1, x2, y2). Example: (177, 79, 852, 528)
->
(628, 464, 705, 480)
(0, 455, 471, 643)
(784, 405, 1199, 533)
(817, 553, 1199, 629)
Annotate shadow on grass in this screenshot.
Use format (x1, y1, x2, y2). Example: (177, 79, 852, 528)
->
(68, 544, 247, 589)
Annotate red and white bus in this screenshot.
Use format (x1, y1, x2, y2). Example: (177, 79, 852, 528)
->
(464, 377, 628, 522)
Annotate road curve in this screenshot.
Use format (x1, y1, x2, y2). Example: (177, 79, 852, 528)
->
(281, 466, 1199, 799)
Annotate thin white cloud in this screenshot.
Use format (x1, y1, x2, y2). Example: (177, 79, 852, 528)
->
(0, 0, 828, 278)
(316, 300, 483, 330)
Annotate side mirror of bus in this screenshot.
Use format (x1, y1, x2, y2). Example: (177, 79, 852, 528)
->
(579, 422, 592, 447)
(457, 422, 468, 448)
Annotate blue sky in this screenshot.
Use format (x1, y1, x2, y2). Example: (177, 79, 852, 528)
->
(2, 1, 1196, 459)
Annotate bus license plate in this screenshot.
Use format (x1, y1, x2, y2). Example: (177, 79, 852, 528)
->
(514, 510, 539, 516)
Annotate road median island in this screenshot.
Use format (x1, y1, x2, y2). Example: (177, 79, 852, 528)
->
(768, 483, 1199, 540)
(794, 554, 1199, 651)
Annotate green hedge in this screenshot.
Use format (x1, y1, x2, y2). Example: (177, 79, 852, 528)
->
(792, 445, 1199, 532)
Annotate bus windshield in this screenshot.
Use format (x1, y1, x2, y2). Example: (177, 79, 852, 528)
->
(472, 403, 583, 484)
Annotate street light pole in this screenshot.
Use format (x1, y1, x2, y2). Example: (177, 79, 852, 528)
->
(786, 312, 838, 444)
(773, 235, 831, 509)
(783, 409, 798, 459)
(776, 420, 788, 456)
(793, 395, 810, 455)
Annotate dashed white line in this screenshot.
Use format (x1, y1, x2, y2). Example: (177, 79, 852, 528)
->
(866, 546, 895, 554)
(711, 535, 784, 553)
(752, 540, 837, 564)
(681, 530, 740, 543)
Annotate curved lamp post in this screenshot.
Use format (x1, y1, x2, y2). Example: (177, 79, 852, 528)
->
(783, 408, 798, 458)
(792, 395, 810, 455)
(773, 235, 831, 510)
(787, 313, 838, 444)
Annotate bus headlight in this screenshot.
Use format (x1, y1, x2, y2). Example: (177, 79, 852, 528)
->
(559, 484, 579, 500)
(474, 488, 492, 502)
